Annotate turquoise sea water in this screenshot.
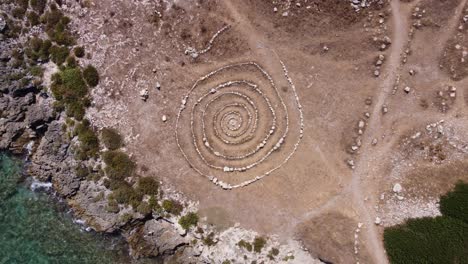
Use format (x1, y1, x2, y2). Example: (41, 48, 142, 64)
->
(0, 153, 133, 263)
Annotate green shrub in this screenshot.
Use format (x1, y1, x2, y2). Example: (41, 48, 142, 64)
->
(29, 65, 43, 77)
(74, 120, 99, 158)
(137, 201, 152, 215)
(203, 232, 216, 246)
(148, 195, 160, 210)
(12, 7, 26, 19)
(43, 8, 63, 30)
(27, 11, 40, 26)
(74, 46, 85, 58)
(52, 67, 87, 101)
(102, 151, 136, 180)
(384, 216, 468, 264)
(66, 56, 77, 68)
(440, 181, 468, 223)
(237, 239, 252, 252)
(136, 177, 159, 196)
(66, 100, 85, 120)
(83, 65, 99, 87)
(75, 165, 89, 179)
(49, 45, 69, 65)
(120, 213, 133, 223)
(112, 183, 142, 207)
(253, 237, 266, 253)
(179, 212, 199, 230)
(106, 198, 120, 213)
(30, 0, 47, 14)
(162, 199, 183, 215)
(16, 0, 29, 9)
(47, 22, 75, 46)
(384, 181, 468, 264)
(101, 128, 122, 150)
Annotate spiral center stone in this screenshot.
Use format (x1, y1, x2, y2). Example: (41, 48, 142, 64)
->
(226, 115, 242, 131)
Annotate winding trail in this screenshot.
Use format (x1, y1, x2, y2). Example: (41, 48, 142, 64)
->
(349, 1, 408, 263)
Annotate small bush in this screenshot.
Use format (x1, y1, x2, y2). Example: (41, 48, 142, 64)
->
(66, 56, 77, 68)
(112, 183, 142, 207)
(27, 11, 40, 26)
(237, 239, 253, 252)
(74, 120, 99, 158)
(83, 65, 99, 87)
(74, 46, 85, 58)
(101, 128, 122, 150)
(30, 0, 47, 14)
(440, 181, 468, 223)
(49, 45, 69, 65)
(29, 65, 43, 77)
(162, 199, 183, 215)
(136, 177, 159, 196)
(203, 232, 217, 246)
(179, 212, 199, 230)
(102, 151, 136, 180)
(75, 165, 89, 179)
(253, 237, 266, 253)
(137, 201, 152, 215)
(12, 7, 26, 19)
(106, 198, 120, 213)
(120, 213, 133, 223)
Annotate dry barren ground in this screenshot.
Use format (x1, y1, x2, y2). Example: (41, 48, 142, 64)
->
(67, 0, 468, 263)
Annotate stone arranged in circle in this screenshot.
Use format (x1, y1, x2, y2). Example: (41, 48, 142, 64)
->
(175, 61, 304, 189)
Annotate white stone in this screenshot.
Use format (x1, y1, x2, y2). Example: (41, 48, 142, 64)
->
(374, 217, 382, 225)
(404, 86, 411, 93)
(162, 115, 167, 122)
(358, 120, 365, 128)
(393, 183, 403, 193)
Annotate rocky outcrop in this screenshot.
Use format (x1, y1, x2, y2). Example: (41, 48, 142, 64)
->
(128, 219, 189, 258)
(28, 121, 81, 197)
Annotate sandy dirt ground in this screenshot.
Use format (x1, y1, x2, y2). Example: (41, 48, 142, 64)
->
(67, 0, 468, 263)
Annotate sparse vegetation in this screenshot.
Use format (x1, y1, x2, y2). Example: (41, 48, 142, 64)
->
(268, 247, 280, 260)
(74, 120, 99, 159)
(179, 212, 199, 230)
(101, 128, 122, 150)
(49, 45, 69, 65)
(162, 199, 183, 215)
(384, 181, 468, 264)
(136, 176, 159, 196)
(102, 151, 136, 180)
(83, 65, 99, 87)
(106, 198, 120, 213)
(237, 239, 253, 252)
(203, 232, 217, 246)
(74, 46, 85, 58)
(136, 201, 152, 215)
(253, 236, 266, 253)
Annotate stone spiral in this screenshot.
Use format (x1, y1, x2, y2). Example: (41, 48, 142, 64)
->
(175, 61, 304, 189)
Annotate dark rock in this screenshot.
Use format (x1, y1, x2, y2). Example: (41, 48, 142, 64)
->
(29, 121, 79, 197)
(26, 98, 55, 129)
(12, 83, 38, 97)
(128, 219, 188, 258)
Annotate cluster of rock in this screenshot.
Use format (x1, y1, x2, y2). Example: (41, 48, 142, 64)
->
(184, 25, 230, 59)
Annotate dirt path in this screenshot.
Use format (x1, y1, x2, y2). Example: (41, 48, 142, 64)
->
(222, 0, 407, 263)
(348, 1, 409, 263)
